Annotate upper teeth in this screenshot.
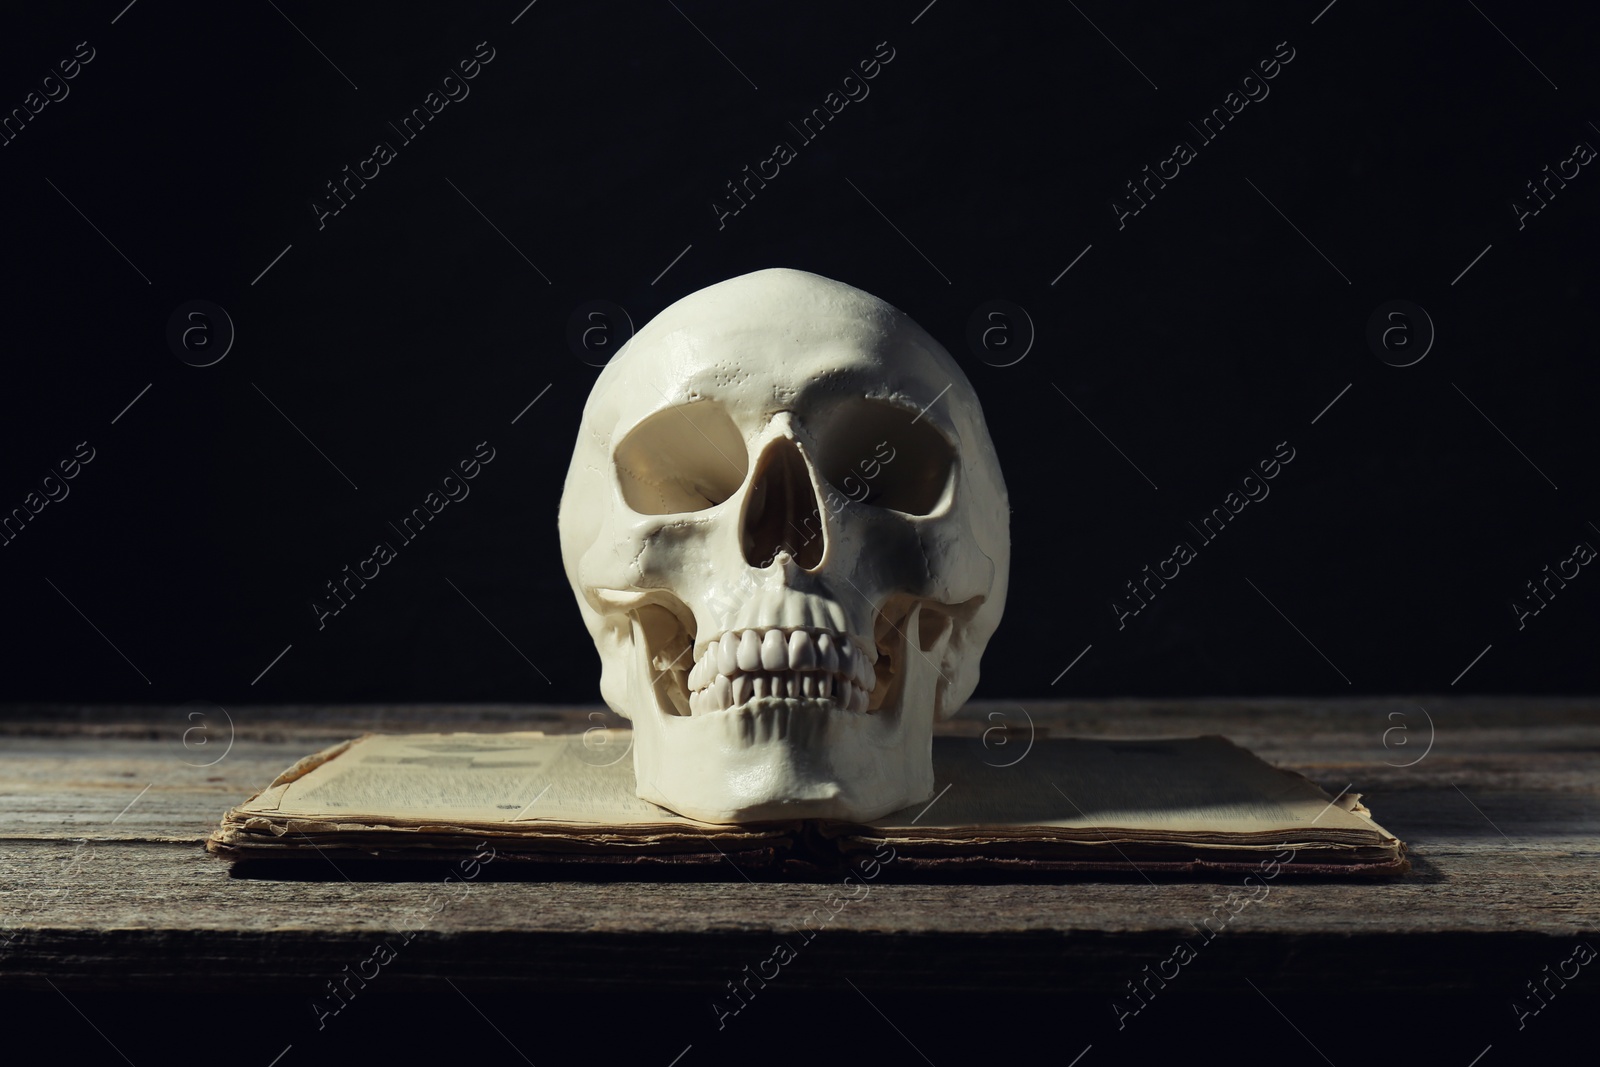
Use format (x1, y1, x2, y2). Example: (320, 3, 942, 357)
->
(685, 627, 875, 715)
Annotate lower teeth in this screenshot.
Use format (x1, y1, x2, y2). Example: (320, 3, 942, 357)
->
(689, 674, 865, 715)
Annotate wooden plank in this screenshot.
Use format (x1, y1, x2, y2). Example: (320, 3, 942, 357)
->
(1, 838, 1594, 990)
(1, 699, 1596, 991)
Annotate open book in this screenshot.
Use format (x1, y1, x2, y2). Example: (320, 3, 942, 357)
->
(207, 731, 1407, 877)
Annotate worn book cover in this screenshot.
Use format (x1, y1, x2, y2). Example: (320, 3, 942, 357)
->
(208, 731, 1407, 877)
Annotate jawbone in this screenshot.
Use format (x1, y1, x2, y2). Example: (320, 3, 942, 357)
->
(627, 607, 937, 824)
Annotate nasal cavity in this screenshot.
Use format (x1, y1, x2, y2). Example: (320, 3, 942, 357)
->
(741, 437, 824, 570)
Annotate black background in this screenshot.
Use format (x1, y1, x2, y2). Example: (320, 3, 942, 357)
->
(3, 0, 1597, 706)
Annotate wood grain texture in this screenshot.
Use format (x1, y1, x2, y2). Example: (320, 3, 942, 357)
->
(1, 698, 1595, 992)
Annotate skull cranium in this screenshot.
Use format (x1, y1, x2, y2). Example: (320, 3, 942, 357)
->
(558, 268, 1008, 823)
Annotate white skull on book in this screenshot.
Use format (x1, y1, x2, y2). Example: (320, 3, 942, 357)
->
(558, 268, 1009, 823)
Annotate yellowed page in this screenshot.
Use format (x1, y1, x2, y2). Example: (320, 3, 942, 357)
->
(869, 736, 1392, 845)
(239, 731, 697, 828)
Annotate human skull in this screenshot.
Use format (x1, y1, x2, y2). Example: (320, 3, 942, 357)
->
(558, 268, 1008, 824)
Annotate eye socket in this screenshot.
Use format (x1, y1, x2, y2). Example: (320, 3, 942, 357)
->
(614, 402, 748, 514)
(815, 399, 955, 515)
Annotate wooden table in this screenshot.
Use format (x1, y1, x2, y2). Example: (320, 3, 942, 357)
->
(3, 699, 1595, 1064)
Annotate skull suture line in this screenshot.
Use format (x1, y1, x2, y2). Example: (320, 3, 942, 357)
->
(559, 268, 1009, 824)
